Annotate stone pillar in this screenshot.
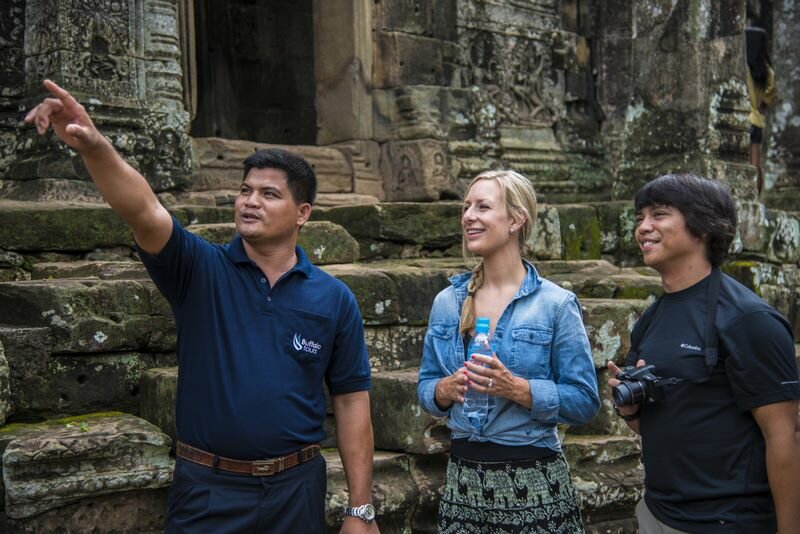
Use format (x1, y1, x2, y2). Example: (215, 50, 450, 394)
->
(0, 1, 26, 174)
(598, 0, 754, 200)
(4, 0, 190, 201)
(764, 0, 800, 208)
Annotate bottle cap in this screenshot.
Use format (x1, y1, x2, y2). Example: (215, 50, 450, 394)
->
(475, 317, 490, 334)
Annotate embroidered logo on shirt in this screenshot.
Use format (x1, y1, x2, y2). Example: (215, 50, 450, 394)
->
(680, 343, 702, 352)
(293, 333, 322, 355)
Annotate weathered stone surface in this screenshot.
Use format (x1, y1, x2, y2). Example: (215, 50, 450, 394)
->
(569, 369, 638, 438)
(33, 352, 176, 421)
(191, 138, 353, 194)
(595, 201, 640, 265)
(0, 178, 105, 203)
(30, 261, 148, 280)
(529, 205, 563, 260)
(556, 204, 602, 260)
(564, 435, 643, 525)
(0, 201, 235, 252)
(582, 299, 651, 368)
(321, 265, 400, 326)
(326, 451, 412, 532)
(0, 340, 11, 425)
(0, 487, 168, 533)
(311, 202, 462, 259)
(365, 326, 427, 372)
(0, 279, 175, 354)
(378, 263, 457, 325)
(139, 367, 178, 445)
(0, 413, 173, 519)
(0, 327, 53, 420)
(370, 369, 449, 454)
(187, 221, 360, 265)
(380, 140, 456, 201)
(315, 193, 381, 207)
(0, 201, 131, 252)
(766, 209, 800, 264)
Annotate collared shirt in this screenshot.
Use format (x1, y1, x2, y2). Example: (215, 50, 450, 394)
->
(139, 218, 370, 459)
(417, 261, 600, 451)
(746, 66, 775, 129)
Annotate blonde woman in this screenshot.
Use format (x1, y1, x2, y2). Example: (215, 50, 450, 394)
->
(417, 170, 599, 532)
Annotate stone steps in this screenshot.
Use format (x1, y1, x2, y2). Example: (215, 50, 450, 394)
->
(1, 196, 799, 530)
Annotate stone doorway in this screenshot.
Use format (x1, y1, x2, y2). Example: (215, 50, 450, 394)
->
(189, 0, 317, 145)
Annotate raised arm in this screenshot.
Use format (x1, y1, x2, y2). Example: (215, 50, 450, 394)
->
(25, 79, 172, 253)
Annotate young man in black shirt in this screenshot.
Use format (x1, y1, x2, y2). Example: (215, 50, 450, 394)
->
(608, 174, 800, 533)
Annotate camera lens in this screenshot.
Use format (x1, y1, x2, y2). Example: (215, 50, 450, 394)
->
(612, 381, 645, 406)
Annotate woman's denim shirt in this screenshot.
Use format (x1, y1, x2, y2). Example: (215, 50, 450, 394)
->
(417, 261, 600, 451)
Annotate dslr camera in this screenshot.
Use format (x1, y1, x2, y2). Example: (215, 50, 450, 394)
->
(612, 364, 678, 407)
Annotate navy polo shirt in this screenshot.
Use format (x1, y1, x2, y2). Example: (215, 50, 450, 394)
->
(138, 218, 371, 459)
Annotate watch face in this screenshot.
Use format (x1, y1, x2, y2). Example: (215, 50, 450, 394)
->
(362, 504, 376, 521)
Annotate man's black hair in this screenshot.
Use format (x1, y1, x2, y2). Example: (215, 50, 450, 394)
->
(243, 148, 317, 205)
(634, 173, 737, 267)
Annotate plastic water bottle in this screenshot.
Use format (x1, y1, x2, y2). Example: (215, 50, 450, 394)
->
(463, 317, 493, 424)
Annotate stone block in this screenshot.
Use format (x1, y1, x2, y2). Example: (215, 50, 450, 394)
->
(187, 221, 360, 265)
(0, 279, 175, 354)
(0, 488, 169, 533)
(139, 367, 178, 445)
(0, 413, 173, 519)
(594, 201, 640, 265)
(381, 140, 455, 201)
(529, 205, 563, 260)
(365, 326, 427, 372)
(734, 201, 769, 255)
(0, 201, 131, 252)
(563, 435, 643, 525)
(369, 369, 450, 454)
(311, 202, 462, 253)
(329, 141, 383, 200)
(325, 450, 429, 532)
(582, 299, 650, 368)
(377, 0, 457, 41)
(556, 204, 602, 260)
(191, 138, 353, 194)
(321, 265, 400, 326)
(0, 340, 11, 425)
(374, 32, 455, 88)
(378, 264, 456, 325)
(766, 209, 800, 264)
(0, 178, 105, 203)
(30, 261, 149, 281)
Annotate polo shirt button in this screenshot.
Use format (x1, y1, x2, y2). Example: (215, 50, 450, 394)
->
(267, 296, 271, 301)
(261, 278, 266, 283)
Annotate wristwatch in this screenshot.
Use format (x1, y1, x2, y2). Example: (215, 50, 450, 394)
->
(344, 503, 376, 523)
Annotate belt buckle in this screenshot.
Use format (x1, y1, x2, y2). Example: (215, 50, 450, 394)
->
(252, 458, 281, 476)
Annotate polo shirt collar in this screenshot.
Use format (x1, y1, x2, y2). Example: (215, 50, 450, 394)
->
(225, 235, 313, 278)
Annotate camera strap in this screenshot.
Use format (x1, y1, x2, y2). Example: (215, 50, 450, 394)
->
(626, 267, 722, 373)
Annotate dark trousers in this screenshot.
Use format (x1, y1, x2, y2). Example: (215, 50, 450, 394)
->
(165, 454, 327, 533)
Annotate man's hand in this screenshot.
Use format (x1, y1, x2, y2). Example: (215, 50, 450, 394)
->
(25, 80, 105, 153)
(340, 516, 380, 534)
(607, 359, 646, 429)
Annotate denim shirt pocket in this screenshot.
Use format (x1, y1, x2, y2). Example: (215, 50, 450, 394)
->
(510, 326, 553, 378)
(427, 323, 459, 372)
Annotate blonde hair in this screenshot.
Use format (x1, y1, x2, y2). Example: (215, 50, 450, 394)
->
(460, 170, 538, 335)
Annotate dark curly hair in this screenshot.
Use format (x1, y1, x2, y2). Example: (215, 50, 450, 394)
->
(634, 173, 737, 267)
(243, 148, 317, 205)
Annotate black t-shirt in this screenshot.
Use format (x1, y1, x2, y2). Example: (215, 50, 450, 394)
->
(633, 273, 799, 533)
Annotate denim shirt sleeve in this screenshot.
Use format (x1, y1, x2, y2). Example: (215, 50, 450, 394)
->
(417, 291, 454, 418)
(529, 293, 600, 425)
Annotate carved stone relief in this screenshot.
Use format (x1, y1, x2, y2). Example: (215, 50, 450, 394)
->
(461, 30, 560, 133)
(381, 139, 457, 201)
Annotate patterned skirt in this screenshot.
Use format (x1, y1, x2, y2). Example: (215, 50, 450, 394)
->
(437, 453, 585, 534)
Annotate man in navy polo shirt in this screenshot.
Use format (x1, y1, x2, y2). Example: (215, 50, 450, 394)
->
(26, 80, 380, 533)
